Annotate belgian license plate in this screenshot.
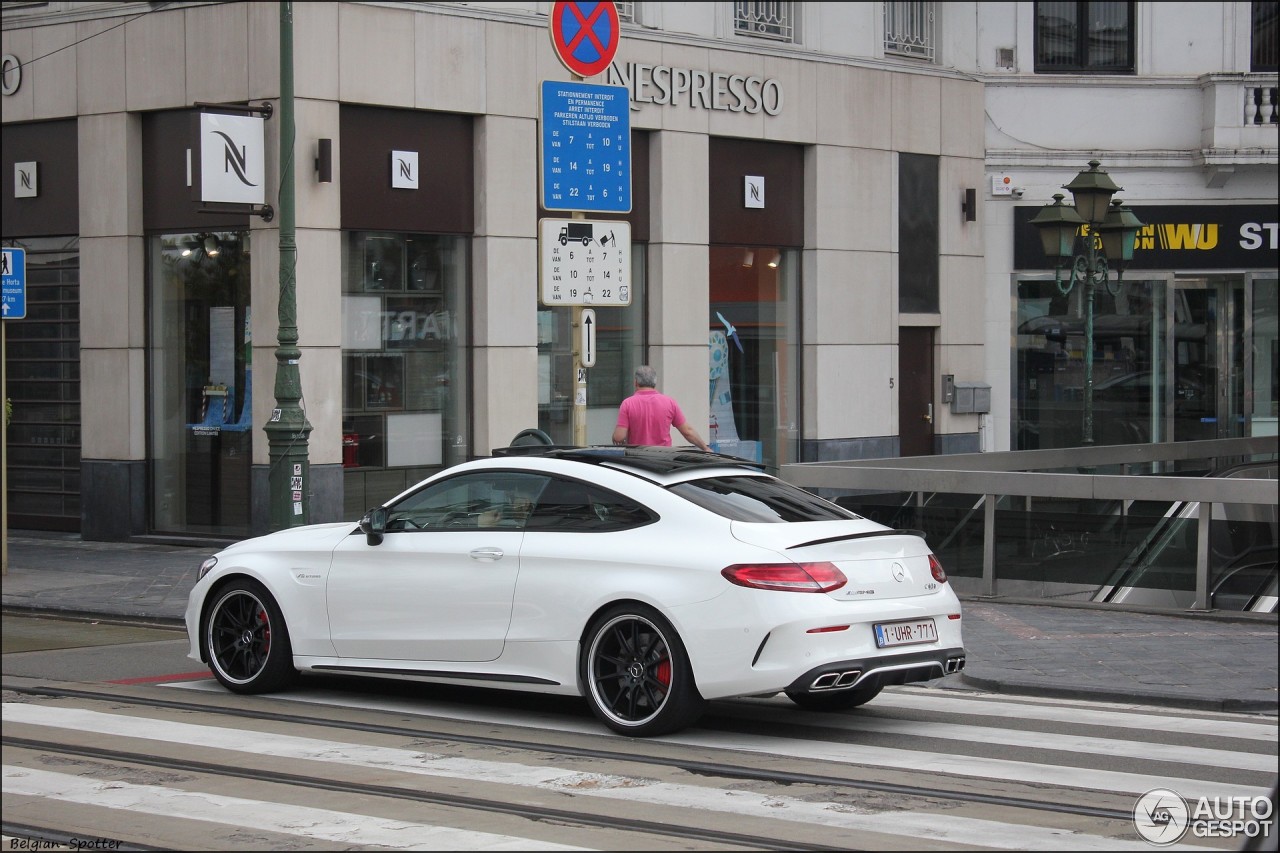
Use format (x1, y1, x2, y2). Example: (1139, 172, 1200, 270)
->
(874, 618, 938, 648)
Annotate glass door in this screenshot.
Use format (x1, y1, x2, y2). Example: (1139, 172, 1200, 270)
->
(1170, 278, 1245, 442)
(1246, 274, 1278, 438)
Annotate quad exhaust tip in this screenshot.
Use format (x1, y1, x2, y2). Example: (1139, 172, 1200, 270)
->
(810, 670, 862, 690)
(810, 656, 965, 691)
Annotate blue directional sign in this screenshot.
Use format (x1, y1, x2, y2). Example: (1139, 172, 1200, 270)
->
(540, 80, 631, 213)
(1, 247, 25, 320)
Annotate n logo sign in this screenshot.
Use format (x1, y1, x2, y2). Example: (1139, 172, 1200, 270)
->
(199, 112, 265, 205)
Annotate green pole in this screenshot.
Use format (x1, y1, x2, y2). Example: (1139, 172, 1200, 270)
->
(265, 0, 312, 529)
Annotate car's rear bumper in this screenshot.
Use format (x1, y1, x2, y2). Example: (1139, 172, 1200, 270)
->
(785, 645, 966, 694)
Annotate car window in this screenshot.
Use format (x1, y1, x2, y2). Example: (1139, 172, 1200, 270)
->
(669, 475, 860, 523)
(524, 476, 656, 532)
(385, 472, 549, 531)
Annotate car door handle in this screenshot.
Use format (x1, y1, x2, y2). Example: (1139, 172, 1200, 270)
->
(470, 547, 504, 561)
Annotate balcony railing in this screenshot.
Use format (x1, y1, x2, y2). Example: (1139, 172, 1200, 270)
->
(734, 1, 795, 42)
(1246, 84, 1278, 125)
(884, 1, 936, 62)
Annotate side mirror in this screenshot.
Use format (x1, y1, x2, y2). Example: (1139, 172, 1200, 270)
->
(359, 507, 388, 546)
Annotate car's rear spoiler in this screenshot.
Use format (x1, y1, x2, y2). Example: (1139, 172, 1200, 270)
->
(787, 529, 929, 550)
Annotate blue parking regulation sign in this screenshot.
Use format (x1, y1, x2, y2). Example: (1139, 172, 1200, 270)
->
(2, 247, 25, 320)
(540, 80, 631, 213)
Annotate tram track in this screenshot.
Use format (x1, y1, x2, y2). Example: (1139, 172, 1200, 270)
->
(3, 682, 1134, 823)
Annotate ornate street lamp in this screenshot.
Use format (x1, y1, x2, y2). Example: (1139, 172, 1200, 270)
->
(1030, 161, 1145, 446)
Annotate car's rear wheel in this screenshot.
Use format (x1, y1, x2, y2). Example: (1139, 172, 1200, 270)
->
(786, 679, 883, 711)
(581, 605, 705, 737)
(204, 579, 296, 694)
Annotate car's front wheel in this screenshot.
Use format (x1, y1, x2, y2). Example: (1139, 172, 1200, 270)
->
(581, 605, 705, 737)
(786, 679, 883, 711)
(204, 579, 296, 694)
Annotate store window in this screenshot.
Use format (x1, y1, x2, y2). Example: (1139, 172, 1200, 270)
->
(148, 230, 252, 536)
(709, 245, 800, 471)
(3, 236, 81, 531)
(1034, 1, 1134, 73)
(342, 231, 470, 517)
(1015, 277, 1165, 449)
(537, 244, 646, 445)
(1249, 276, 1278, 436)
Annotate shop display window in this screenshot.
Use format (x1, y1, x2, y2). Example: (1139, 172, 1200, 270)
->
(709, 245, 800, 470)
(342, 232, 469, 515)
(148, 230, 252, 536)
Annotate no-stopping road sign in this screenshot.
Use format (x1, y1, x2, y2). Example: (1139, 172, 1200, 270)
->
(549, 1, 620, 79)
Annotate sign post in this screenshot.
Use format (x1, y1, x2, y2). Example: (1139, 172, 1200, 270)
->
(1, 246, 26, 575)
(542, 1, 625, 448)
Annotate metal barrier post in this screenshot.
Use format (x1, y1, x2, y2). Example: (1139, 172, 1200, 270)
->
(983, 493, 996, 596)
(1192, 501, 1212, 610)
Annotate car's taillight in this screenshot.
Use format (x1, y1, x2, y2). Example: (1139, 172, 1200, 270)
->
(929, 553, 948, 584)
(721, 562, 847, 593)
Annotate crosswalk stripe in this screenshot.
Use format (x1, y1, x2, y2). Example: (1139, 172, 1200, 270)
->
(160, 686, 1276, 801)
(2, 765, 584, 851)
(0, 703, 1234, 850)
(732, 714, 1275, 772)
(870, 692, 1278, 742)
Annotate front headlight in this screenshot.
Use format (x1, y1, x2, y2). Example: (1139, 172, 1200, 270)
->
(197, 556, 218, 580)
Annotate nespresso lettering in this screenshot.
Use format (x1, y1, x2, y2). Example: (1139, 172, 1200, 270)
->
(1, 54, 21, 96)
(608, 62, 783, 115)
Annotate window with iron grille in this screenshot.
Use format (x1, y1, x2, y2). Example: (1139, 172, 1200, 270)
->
(616, 1, 635, 24)
(734, 1, 795, 42)
(1035, 1, 1134, 73)
(1253, 1, 1278, 71)
(885, 2, 936, 62)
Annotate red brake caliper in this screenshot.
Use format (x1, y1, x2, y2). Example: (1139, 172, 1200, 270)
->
(257, 609, 271, 653)
(654, 659, 671, 688)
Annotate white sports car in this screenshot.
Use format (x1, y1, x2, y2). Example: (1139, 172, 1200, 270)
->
(185, 446, 965, 737)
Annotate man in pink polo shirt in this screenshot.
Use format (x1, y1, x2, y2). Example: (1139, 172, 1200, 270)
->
(612, 365, 712, 451)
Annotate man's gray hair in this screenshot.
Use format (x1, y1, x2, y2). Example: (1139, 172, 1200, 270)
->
(634, 365, 658, 388)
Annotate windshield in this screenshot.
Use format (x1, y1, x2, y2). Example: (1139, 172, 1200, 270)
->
(670, 476, 861, 523)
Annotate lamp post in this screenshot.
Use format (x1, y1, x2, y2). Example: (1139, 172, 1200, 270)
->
(264, 0, 313, 529)
(1029, 160, 1144, 446)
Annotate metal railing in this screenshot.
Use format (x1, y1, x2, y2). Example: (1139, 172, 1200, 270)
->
(782, 437, 1278, 613)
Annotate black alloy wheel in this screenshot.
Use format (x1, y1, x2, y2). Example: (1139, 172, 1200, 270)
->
(204, 579, 296, 694)
(582, 605, 705, 737)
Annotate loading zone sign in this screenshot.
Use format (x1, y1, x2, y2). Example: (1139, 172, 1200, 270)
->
(539, 219, 630, 306)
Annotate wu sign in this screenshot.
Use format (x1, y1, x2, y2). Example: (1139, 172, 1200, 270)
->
(196, 112, 266, 206)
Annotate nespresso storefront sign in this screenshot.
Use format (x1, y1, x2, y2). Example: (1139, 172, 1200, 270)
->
(198, 112, 265, 206)
(607, 62, 783, 115)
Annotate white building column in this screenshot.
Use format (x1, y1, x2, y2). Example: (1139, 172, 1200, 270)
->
(649, 130, 711, 433)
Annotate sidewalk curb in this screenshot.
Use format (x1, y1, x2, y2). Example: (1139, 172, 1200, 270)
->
(959, 673, 1279, 716)
(2, 604, 185, 631)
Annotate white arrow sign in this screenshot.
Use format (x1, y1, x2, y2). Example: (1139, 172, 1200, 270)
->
(580, 308, 597, 368)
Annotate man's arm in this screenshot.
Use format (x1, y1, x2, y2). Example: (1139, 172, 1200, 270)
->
(676, 421, 711, 452)
(612, 425, 629, 446)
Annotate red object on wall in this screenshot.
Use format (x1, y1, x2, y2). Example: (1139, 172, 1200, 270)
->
(343, 433, 360, 468)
